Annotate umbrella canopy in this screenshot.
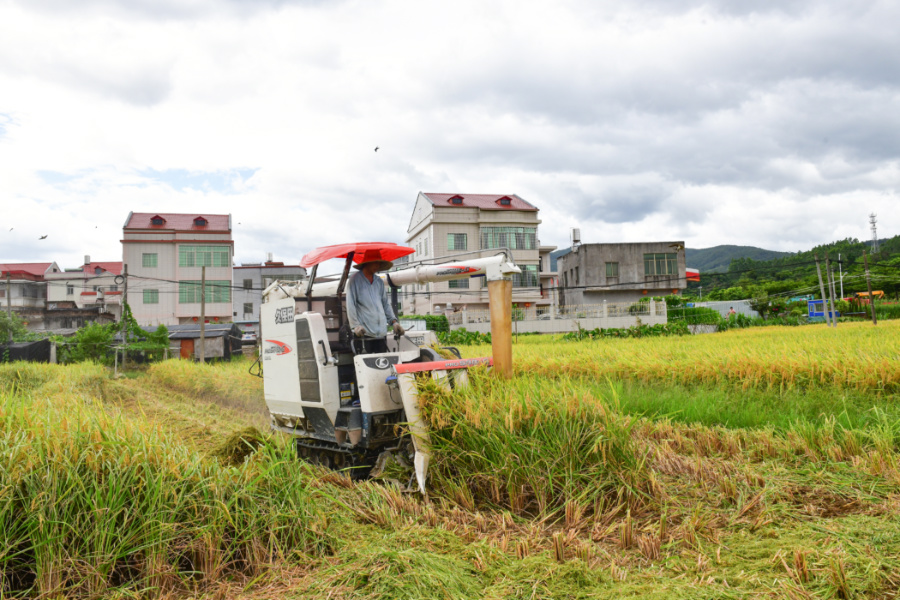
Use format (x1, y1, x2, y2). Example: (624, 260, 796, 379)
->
(300, 242, 415, 269)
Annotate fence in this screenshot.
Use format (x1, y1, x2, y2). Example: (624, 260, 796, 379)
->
(446, 301, 667, 334)
(687, 299, 759, 319)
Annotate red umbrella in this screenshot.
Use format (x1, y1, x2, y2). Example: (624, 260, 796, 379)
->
(300, 242, 415, 269)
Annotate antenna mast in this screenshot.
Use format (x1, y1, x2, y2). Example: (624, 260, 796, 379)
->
(869, 213, 879, 252)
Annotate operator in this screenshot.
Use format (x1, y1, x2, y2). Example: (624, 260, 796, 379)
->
(347, 249, 404, 353)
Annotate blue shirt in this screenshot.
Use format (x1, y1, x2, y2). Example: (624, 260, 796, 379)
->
(347, 271, 398, 337)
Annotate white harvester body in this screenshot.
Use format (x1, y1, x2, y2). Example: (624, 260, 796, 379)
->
(258, 248, 518, 491)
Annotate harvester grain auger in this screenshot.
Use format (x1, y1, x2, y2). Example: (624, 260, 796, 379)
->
(258, 242, 519, 493)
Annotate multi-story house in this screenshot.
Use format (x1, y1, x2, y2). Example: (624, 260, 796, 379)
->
(403, 192, 554, 315)
(557, 242, 687, 305)
(0, 262, 60, 331)
(122, 212, 233, 326)
(233, 256, 305, 336)
(45, 257, 124, 327)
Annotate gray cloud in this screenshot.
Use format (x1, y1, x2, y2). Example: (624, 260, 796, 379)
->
(10, 0, 333, 20)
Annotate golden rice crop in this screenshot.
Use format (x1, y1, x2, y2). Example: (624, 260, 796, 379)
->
(464, 321, 900, 392)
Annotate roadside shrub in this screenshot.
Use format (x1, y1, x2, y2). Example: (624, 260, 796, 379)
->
(402, 314, 449, 333)
(437, 328, 491, 346)
(563, 321, 689, 341)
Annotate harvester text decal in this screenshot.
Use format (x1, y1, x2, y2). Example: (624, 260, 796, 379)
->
(274, 306, 294, 324)
(436, 267, 478, 276)
(264, 340, 293, 356)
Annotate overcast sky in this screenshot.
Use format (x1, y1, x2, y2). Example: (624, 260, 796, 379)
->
(1, 0, 897, 268)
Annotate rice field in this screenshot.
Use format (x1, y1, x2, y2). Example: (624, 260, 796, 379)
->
(1, 321, 899, 598)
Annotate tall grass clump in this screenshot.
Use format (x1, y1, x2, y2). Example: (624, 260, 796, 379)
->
(146, 359, 266, 416)
(417, 369, 651, 519)
(0, 363, 333, 597)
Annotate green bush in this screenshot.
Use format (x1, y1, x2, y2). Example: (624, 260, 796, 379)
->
(402, 314, 450, 333)
(437, 328, 491, 345)
(563, 321, 689, 340)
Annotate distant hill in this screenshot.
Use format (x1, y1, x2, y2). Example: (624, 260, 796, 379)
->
(686, 245, 792, 273)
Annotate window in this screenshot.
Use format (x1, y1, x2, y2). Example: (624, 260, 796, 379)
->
(109, 285, 118, 292)
(480, 227, 537, 250)
(448, 279, 469, 289)
(497, 196, 512, 206)
(447, 233, 467, 251)
(449, 195, 464, 205)
(512, 265, 539, 288)
(575, 267, 579, 285)
(179, 245, 229, 267)
(142, 253, 158, 268)
(143, 289, 159, 304)
(178, 280, 231, 304)
(606, 262, 619, 278)
(644, 253, 677, 276)
(150, 216, 165, 226)
(243, 302, 253, 314)
(243, 279, 253, 290)
(194, 217, 207, 227)
(0, 290, 4, 298)
(423, 237, 428, 256)
(539, 256, 544, 272)
(66, 284, 74, 296)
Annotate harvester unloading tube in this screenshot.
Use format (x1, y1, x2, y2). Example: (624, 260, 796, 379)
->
(274, 253, 521, 378)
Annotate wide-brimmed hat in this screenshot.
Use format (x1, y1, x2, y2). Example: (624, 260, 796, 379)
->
(353, 249, 394, 272)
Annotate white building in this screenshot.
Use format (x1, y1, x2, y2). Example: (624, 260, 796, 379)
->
(233, 257, 305, 336)
(122, 212, 233, 326)
(403, 192, 556, 315)
(0, 262, 60, 331)
(45, 258, 124, 324)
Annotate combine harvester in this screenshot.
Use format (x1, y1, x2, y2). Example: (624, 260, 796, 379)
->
(258, 242, 519, 492)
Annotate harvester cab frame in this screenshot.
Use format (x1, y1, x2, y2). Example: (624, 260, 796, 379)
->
(259, 242, 519, 492)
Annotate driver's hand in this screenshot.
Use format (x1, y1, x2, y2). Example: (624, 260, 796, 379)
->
(393, 322, 405, 336)
(353, 326, 366, 337)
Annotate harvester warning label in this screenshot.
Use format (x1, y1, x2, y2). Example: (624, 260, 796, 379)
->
(274, 306, 294, 324)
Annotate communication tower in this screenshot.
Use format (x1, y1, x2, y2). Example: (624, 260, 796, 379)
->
(870, 213, 879, 252)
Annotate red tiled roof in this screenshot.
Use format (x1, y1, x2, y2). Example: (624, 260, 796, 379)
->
(125, 213, 231, 231)
(0, 263, 54, 277)
(83, 262, 123, 276)
(422, 193, 537, 211)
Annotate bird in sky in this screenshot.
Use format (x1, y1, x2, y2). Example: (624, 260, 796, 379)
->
(374, 147, 379, 152)
(39, 235, 48, 240)
(8, 228, 12, 231)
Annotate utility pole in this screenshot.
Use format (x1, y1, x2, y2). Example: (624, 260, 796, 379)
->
(863, 250, 877, 326)
(825, 255, 837, 328)
(814, 254, 832, 327)
(6, 273, 12, 344)
(122, 264, 128, 370)
(838, 253, 844, 299)
(199, 266, 206, 363)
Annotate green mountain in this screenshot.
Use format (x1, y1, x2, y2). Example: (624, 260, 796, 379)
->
(686, 245, 792, 273)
